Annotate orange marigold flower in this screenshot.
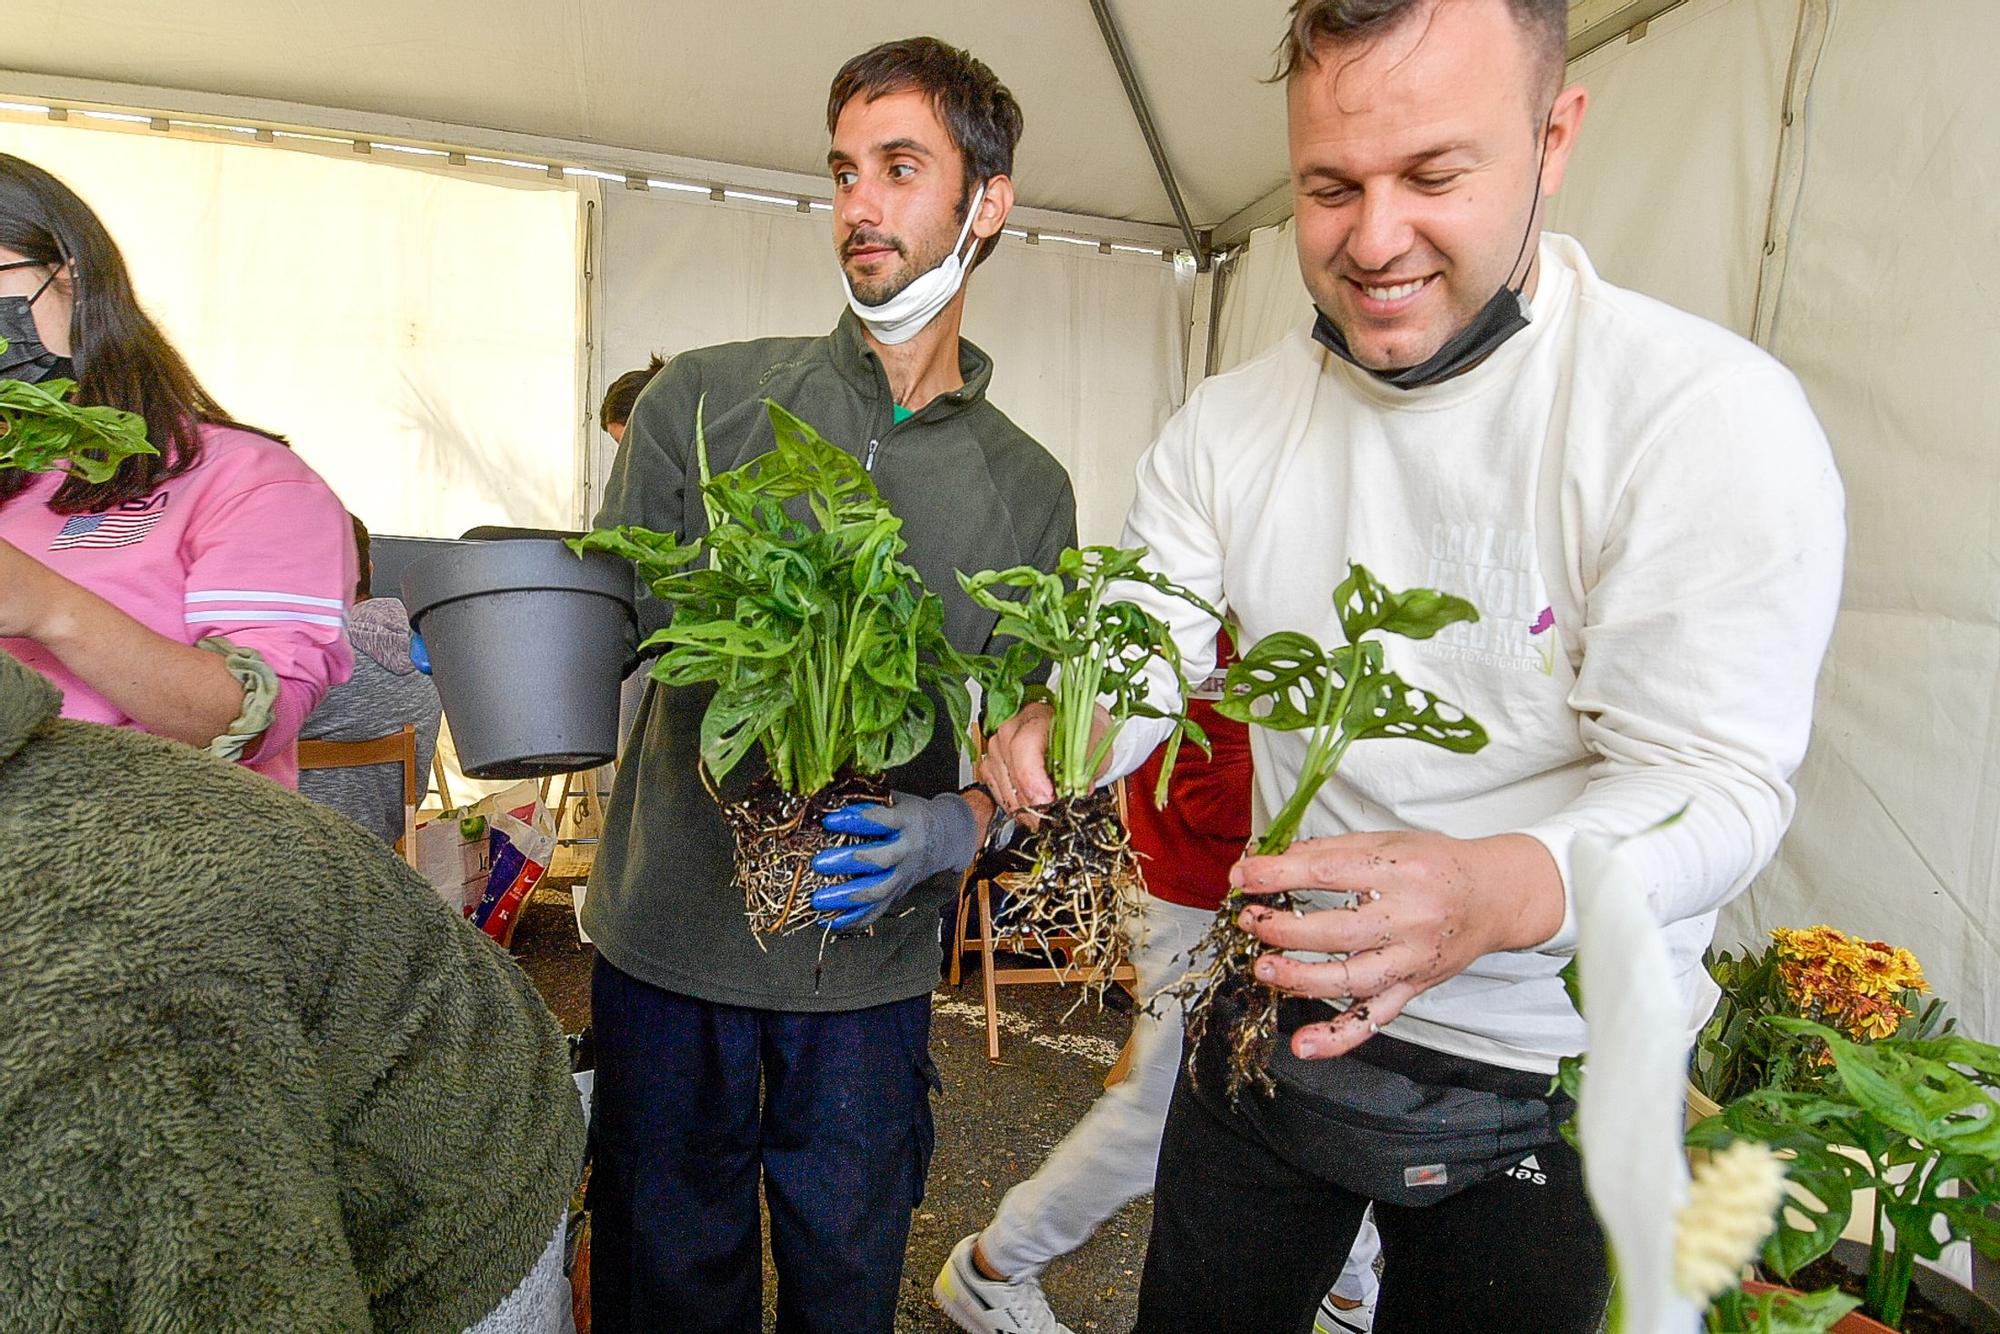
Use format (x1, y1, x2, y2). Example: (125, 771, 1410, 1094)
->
(1836, 993, 1911, 1041)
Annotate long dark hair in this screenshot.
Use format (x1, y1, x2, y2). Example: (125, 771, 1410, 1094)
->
(0, 153, 277, 514)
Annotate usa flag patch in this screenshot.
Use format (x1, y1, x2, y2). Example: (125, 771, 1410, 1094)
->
(51, 509, 167, 550)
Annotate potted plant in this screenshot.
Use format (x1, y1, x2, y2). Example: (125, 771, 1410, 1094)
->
(956, 544, 1215, 982)
(1173, 562, 1488, 1098)
(577, 400, 983, 937)
(0, 340, 155, 479)
(1693, 927, 1946, 1112)
(1689, 1019, 2000, 1332)
(1677, 1139, 1866, 1332)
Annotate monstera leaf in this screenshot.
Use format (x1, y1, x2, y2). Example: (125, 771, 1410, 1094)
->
(1217, 563, 1484, 854)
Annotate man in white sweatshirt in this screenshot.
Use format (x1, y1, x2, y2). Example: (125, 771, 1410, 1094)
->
(979, 1, 1845, 1331)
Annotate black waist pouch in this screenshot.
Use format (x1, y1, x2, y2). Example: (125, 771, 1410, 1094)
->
(1189, 995, 1571, 1208)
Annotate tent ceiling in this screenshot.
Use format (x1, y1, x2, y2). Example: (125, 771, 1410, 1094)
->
(10, 0, 1290, 230)
(7, 1, 1652, 235)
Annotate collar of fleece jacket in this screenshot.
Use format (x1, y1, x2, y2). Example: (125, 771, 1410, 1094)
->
(0, 651, 60, 766)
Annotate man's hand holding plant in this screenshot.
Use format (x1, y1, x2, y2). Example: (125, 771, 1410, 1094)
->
(1232, 829, 1565, 1060)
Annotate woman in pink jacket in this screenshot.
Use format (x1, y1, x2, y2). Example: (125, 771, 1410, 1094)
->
(0, 153, 352, 788)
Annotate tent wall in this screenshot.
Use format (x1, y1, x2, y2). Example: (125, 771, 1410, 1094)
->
(1208, 0, 2000, 1038)
(1211, 217, 1308, 376)
(0, 117, 585, 540)
(1742, 0, 2000, 1042)
(595, 184, 1194, 545)
(1, 106, 1192, 551)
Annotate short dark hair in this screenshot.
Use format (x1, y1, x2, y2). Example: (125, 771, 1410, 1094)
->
(350, 513, 371, 602)
(1274, 0, 1568, 108)
(826, 37, 1024, 269)
(599, 353, 666, 433)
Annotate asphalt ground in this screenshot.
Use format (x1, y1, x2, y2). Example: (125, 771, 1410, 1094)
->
(510, 882, 1150, 1333)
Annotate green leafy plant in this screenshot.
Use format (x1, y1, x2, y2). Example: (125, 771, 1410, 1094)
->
(576, 399, 982, 936)
(958, 545, 1218, 978)
(1688, 1019, 2000, 1329)
(1176, 562, 1488, 1097)
(0, 339, 155, 481)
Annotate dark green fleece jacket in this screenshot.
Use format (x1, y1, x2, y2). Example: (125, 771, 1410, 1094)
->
(587, 310, 1077, 1011)
(0, 652, 584, 1332)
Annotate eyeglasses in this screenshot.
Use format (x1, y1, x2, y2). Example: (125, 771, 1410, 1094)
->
(0, 259, 63, 306)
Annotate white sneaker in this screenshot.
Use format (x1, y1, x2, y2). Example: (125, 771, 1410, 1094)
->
(1314, 1288, 1377, 1333)
(932, 1234, 1076, 1334)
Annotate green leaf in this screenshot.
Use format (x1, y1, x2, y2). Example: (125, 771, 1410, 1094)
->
(0, 353, 158, 483)
(1560, 957, 1584, 1015)
(973, 640, 1042, 731)
(1213, 631, 1339, 732)
(1769, 1019, 2000, 1159)
(1222, 574, 1487, 852)
(1333, 561, 1479, 644)
(701, 679, 794, 783)
(1707, 1285, 1861, 1334)
(1689, 1093, 1865, 1280)
(956, 543, 1219, 799)
(1341, 671, 1489, 753)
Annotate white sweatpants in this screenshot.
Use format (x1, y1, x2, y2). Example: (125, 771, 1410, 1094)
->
(979, 896, 1380, 1298)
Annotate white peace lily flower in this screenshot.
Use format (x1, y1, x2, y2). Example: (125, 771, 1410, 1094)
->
(1572, 832, 1704, 1334)
(1674, 1140, 1789, 1302)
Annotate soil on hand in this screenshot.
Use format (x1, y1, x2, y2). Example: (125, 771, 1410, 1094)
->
(721, 771, 890, 937)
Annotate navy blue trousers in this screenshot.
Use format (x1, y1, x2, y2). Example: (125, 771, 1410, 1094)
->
(588, 957, 938, 1333)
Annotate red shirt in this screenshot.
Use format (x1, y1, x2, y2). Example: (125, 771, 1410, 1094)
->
(1125, 641, 1250, 912)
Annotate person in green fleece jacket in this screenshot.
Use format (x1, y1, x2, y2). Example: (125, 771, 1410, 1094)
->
(0, 647, 585, 1331)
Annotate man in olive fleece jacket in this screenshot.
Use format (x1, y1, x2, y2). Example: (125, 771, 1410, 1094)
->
(0, 649, 584, 1331)
(583, 38, 1075, 1333)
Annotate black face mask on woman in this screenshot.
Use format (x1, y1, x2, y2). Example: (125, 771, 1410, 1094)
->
(0, 260, 67, 385)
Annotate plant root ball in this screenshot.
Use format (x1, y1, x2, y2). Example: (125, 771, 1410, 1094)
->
(1179, 891, 1292, 1101)
(994, 789, 1146, 1002)
(719, 771, 890, 938)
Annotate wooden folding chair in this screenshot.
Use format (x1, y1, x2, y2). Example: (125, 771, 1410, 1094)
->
(430, 751, 454, 812)
(541, 764, 612, 883)
(949, 779, 1140, 1062)
(298, 724, 420, 867)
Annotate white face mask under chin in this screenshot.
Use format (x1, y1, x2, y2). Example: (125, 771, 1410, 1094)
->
(842, 183, 987, 346)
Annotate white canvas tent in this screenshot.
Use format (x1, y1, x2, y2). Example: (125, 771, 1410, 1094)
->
(4, 0, 1996, 1038)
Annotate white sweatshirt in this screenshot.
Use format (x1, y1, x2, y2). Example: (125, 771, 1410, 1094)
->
(1107, 235, 1845, 1073)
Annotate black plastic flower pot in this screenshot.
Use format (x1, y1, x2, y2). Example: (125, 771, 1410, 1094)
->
(402, 539, 635, 779)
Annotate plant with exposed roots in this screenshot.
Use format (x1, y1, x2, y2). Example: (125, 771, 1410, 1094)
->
(576, 399, 982, 938)
(960, 545, 1217, 990)
(1177, 563, 1488, 1099)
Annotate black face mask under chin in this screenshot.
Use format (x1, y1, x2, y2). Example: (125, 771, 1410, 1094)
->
(1312, 282, 1532, 391)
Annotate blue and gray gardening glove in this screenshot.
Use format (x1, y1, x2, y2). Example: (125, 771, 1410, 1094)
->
(810, 793, 981, 930)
